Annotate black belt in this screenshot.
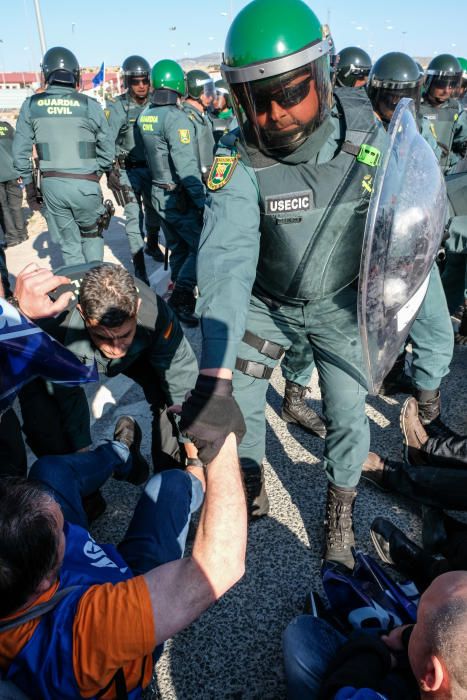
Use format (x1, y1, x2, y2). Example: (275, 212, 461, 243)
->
(41, 171, 99, 182)
(235, 358, 273, 380)
(242, 330, 285, 360)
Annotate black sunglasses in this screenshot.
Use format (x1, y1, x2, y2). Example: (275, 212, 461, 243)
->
(130, 77, 150, 86)
(254, 77, 312, 113)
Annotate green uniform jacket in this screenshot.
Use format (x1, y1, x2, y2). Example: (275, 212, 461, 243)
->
(38, 276, 198, 447)
(0, 121, 19, 182)
(181, 102, 216, 177)
(137, 102, 205, 209)
(419, 97, 467, 172)
(197, 93, 387, 370)
(105, 92, 149, 163)
(13, 86, 114, 185)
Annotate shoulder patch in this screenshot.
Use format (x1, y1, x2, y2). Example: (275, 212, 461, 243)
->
(178, 128, 191, 144)
(207, 155, 238, 191)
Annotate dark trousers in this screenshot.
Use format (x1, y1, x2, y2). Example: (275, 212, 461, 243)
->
(385, 431, 467, 510)
(0, 243, 11, 296)
(0, 408, 27, 477)
(0, 179, 27, 244)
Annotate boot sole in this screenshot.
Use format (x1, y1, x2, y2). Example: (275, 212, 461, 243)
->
(281, 409, 326, 439)
(369, 528, 394, 565)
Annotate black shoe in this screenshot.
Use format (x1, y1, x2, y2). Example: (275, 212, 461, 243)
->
(414, 390, 460, 441)
(243, 464, 269, 520)
(361, 452, 388, 491)
(82, 489, 107, 524)
(282, 380, 326, 439)
(144, 242, 165, 263)
(323, 484, 357, 569)
(379, 354, 412, 396)
(113, 416, 150, 485)
(168, 288, 199, 327)
(132, 250, 149, 286)
(370, 517, 435, 588)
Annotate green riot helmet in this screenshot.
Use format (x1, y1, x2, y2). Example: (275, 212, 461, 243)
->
(151, 59, 186, 95)
(186, 69, 216, 106)
(335, 46, 372, 87)
(457, 57, 467, 97)
(367, 53, 424, 125)
(121, 55, 151, 89)
(42, 46, 80, 87)
(425, 54, 462, 102)
(214, 79, 232, 109)
(415, 61, 424, 79)
(221, 0, 332, 156)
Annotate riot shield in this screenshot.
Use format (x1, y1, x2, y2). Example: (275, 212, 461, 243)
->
(358, 98, 447, 394)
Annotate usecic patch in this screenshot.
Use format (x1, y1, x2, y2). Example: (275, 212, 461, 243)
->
(178, 129, 191, 144)
(207, 155, 238, 190)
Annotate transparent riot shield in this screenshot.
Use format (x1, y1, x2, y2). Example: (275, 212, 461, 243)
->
(358, 98, 447, 394)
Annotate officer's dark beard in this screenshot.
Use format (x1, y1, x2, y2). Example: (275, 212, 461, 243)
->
(259, 115, 320, 154)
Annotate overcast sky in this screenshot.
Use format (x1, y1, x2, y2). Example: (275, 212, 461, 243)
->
(2, 0, 465, 73)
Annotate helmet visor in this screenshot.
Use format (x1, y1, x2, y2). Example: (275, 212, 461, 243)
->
(229, 56, 331, 156)
(369, 85, 421, 124)
(337, 65, 371, 87)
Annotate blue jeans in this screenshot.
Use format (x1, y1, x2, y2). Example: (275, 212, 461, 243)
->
(283, 616, 346, 699)
(29, 443, 204, 574)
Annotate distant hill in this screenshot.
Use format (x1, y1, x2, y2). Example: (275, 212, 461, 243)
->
(178, 53, 222, 71)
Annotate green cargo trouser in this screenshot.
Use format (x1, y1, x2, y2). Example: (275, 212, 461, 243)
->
(410, 265, 453, 391)
(233, 286, 369, 488)
(442, 251, 467, 312)
(280, 266, 453, 393)
(41, 177, 106, 265)
(121, 167, 161, 256)
(152, 187, 201, 291)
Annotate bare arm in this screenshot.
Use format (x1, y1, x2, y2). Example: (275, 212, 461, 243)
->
(143, 433, 247, 644)
(13, 263, 74, 319)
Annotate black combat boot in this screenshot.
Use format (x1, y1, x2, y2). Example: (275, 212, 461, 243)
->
(144, 230, 165, 263)
(378, 353, 412, 396)
(370, 517, 438, 590)
(243, 463, 269, 521)
(281, 380, 326, 438)
(323, 484, 357, 569)
(168, 287, 199, 326)
(455, 302, 467, 345)
(414, 388, 459, 441)
(113, 415, 150, 485)
(132, 249, 149, 285)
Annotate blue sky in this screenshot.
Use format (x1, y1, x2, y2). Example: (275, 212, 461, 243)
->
(2, 0, 466, 72)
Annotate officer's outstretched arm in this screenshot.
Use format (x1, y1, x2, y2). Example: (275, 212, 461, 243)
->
(167, 112, 205, 209)
(12, 100, 34, 184)
(143, 434, 246, 644)
(90, 100, 115, 172)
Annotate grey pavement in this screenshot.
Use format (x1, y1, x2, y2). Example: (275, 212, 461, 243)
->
(5, 195, 467, 700)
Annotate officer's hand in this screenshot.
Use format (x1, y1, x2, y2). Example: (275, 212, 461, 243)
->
(14, 264, 73, 319)
(25, 183, 41, 211)
(107, 167, 122, 192)
(179, 375, 246, 465)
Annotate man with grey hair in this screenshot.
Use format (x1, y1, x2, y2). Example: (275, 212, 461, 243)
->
(283, 571, 467, 699)
(19, 262, 199, 481)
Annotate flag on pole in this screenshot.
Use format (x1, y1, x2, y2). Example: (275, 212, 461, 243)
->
(0, 298, 98, 413)
(92, 62, 105, 87)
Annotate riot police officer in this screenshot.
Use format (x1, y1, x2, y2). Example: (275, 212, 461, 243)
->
(179, 0, 388, 568)
(211, 79, 235, 142)
(105, 55, 165, 284)
(419, 54, 467, 173)
(13, 47, 114, 265)
(335, 46, 372, 88)
(182, 70, 216, 182)
(457, 57, 467, 109)
(366, 52, 455, 435)
(138, 60, 205, 326)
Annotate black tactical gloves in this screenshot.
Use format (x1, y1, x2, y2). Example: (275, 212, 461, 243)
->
(179, 375, 246, 465)
(106, 166, 122, 193)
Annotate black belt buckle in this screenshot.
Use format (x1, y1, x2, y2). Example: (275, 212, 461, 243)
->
(235, 358, 273, 380)
(259, 339, 284, 360)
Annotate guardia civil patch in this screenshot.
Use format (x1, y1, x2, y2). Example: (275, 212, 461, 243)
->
(104, 109, 111, 121)
(207, 155, 238, 191)
(178, 129, 191, 144)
